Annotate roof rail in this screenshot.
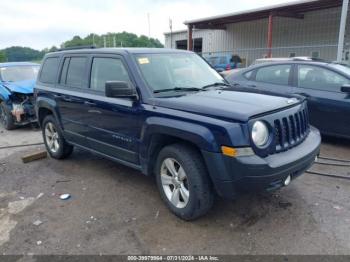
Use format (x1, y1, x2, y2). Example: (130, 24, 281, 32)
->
(292, 57, 326, 62)
(57, 45, 97, 51)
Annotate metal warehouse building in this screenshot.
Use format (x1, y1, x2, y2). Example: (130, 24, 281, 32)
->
(164, 0, 350, 66)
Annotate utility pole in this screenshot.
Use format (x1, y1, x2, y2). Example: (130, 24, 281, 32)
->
(169, 18, 173, 49)
(113, 36, 116, 47)
(337, 0, 349, 62)
(147, 13, 151, 38)
(92, 34, 95, 46)
(103, 36, 107, 48)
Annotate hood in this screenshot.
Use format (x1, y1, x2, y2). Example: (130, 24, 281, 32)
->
(152, 89, 301, 122)
(2, 79, 35, 94)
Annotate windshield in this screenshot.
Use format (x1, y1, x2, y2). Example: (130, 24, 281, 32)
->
(134, 53, 225, 93)
(329, 63, 350, 76)
(0, 65, 40, 82)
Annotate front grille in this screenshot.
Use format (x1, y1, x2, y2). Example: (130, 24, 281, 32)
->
(273, 107, 310, 153)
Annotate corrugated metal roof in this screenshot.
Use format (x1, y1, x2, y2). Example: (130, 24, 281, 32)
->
(184, 0, 342, 27)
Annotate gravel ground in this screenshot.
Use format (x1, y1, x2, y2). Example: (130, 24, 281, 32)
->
(0, 125, 349, 255)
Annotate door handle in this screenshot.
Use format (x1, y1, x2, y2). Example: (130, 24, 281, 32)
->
(84, 100, 96, 106)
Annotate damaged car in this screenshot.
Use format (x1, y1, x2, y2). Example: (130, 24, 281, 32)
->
(0, 62, 40, 130)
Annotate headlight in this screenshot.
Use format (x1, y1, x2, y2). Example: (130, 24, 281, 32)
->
(252, 121, 269, 148)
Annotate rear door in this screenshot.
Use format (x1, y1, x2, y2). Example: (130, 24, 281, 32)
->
(294, 64, 350, 137)
(56, 55, 90, 145)
(249, 64, 294, 95)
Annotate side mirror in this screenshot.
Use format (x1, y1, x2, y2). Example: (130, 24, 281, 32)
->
(341, 84, 350, 93)
(105, 81, 138, 99)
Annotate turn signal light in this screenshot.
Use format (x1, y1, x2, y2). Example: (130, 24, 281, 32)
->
(221, 146, 237, 157)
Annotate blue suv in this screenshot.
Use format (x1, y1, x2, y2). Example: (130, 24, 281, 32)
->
(35, 48, 321, 220)
(0, 62, 40, 129)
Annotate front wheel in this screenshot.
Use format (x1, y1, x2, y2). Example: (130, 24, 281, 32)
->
(42, 115, 73, 159)
(0, 102, 15, 130)
(155, 144, 214, 220)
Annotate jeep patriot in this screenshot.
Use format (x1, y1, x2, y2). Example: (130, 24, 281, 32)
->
(35, 48, 321, 220)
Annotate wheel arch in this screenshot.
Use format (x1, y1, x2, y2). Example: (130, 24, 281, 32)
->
(36, 97, 62, 128)
(140, 117, 219, 176)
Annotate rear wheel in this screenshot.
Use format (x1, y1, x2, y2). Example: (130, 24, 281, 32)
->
(0, 102, 15, 130)
(155, 144, 214, 220)
(42, 115, 73, 159)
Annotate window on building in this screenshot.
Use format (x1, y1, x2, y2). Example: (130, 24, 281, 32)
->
(90, 58, 131, 92)
(255, 65, 291, 85)
(289, 52, 296, 58)
(39, 57, 60, 84)
(65, 57, 87, 88)
(311, 51, 320, 59)
(298, 65, 349, 92)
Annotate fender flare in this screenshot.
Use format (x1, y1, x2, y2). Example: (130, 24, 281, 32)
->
(140, 117, 219, 158)
(36, 97, 63, 128)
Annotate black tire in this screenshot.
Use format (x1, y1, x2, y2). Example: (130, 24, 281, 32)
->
(0, 102, 16, 130)
(155, 144, 214, 220)
(42, 115, 73, 159)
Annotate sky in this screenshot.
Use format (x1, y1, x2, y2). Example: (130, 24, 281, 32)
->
(0, 0, 295, 50)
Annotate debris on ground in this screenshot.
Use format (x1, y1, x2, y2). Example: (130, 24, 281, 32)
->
(36, 193, 44, 199)
(333, 205, 343, 210)
(155, 210, 159, 219)
(36, 241, 42, 246)
(278, 201, 292, 209)
(33, 220, 43, 226)
(21, 150, 47, 163)
(59, 194, 71, 200)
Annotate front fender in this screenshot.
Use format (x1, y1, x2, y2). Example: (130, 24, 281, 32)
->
(35, 96, 63, 128)
(140, 116, 219, 154)
(0, 85, 11, 102)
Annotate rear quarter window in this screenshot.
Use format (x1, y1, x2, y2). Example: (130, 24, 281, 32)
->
(39, 57, 60, 84)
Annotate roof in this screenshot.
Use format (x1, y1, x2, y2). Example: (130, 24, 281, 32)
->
(0, 62, 40, 67)
(184, 0, 342, 29)
(46, 47, 191, 56)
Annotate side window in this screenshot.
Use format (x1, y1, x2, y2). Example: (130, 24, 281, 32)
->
(59, 57, 70, 84)
(39, 57, 60, 84)
(255, 65, 291, 85)
(90, 58, 131, 92)
(65, 57, 87, 88)
(243, 70, 253, 80)
(298, 65, 349, 92)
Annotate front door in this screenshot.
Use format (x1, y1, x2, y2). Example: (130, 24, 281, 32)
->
(294, 64, 350, 137)
(83, 56, 143, 165)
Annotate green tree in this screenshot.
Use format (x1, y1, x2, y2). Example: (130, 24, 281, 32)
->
(0, 51, 7, 62)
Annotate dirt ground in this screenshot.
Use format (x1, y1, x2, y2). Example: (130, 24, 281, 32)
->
(0, 125, 349, 255)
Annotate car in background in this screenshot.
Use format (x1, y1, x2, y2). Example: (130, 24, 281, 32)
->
(0, 62, 40, 130)
(250, 57, 315, 66)
(204, 54, 241, 71)
(225, 58, 350, 139)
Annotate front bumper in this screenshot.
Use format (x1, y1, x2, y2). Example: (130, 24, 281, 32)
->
(202, 126, 321, 199)
(8, 101, 37, 126)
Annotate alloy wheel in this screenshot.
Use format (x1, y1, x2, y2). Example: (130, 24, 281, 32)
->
(45, 122, 60, 153)
(160, 158, 190, 208)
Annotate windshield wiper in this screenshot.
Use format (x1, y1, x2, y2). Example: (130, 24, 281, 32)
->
(153, 87, 201, 94)
(202, 82, 231, 90)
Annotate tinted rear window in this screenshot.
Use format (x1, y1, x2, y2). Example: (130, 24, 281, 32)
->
(39, 57, 60, 84)
(66, 57, 87, 88)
